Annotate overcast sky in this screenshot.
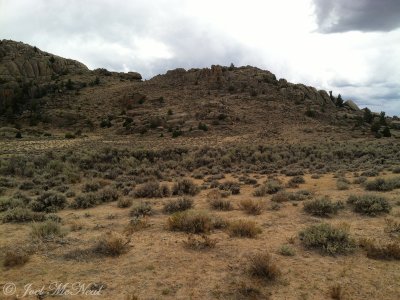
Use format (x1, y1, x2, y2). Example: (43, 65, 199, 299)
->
(1, 0, 399, 115)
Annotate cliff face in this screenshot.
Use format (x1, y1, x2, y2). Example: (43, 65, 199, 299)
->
(0, 40, 89, 88)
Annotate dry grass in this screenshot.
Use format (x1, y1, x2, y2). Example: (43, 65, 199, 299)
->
(94, 232, 130, 256)
(182, 234, 217, 250)
(228, 220, 262, 238)
(167, 210, 213, 234)
(3, 249, 30, 268)
(239, 199, 263, 215)
(248, 253, 281, 281)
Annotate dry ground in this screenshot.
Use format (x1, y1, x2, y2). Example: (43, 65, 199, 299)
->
(1, 173, 399, 300)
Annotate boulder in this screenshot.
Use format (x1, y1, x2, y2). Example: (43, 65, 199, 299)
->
(344, 100, 360, 111)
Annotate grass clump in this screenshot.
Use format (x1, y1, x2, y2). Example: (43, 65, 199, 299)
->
(172, 179, 199, 196)
(385, 218, 400, 236)
(163, 197, 194, 213)
(360, 239, 400, 260)
(30, 192, 66, 212)
(31, 220, 65, 240)
(94, 232, 130, 256)
(347, 194, 391, 216)
(209, 198, 232, 211)
(117, 198, 133, 208)
(299, 223, 356, 255)
(303, 197, 344, 217)
(183, 234, 217, 250)
(3, 249, 30, 268)
(228, 220, 262, 238)
(167, 210, 213, 234)
(248, 253, 281, 281)
(239, 199, 263, 215)
(278, 244, 295, 256)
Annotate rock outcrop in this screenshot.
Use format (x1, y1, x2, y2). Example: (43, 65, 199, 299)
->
(0, 40, 89, 87)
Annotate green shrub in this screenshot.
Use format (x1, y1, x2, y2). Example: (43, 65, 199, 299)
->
(0, 197, 25, 212)
(82, 181, 102, 193)
(248, 253, 281, 281)
(30, 192, 66, 212)
(97, 187, 119, 202)
(347, 194, 391, 216)
(303, 197, 344, 217)
(134, 181, 170, 198)
(31, 220, 65, 240)
(2, 208, 45, 223)
(364, 177, 400, 191)
(219, 181, 240, 195)
(163, 197, 194, 214)
(130, 202, 153, 218)
(287, 176, 305, 187)
(336, 179, 349, 190)
(299, 223, 356, 255)
(70, 193, 99, 209)
(253, 180, 282, 196)
(172, 179, 199, 196)
(167, 210, 213, 234)
(279, 244, 295, 256)
(228, 220, 262, 238)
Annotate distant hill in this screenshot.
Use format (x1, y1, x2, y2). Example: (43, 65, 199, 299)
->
(0, 40, 396, 142)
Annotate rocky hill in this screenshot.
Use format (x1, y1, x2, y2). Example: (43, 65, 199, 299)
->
(0, 40, 396, 143)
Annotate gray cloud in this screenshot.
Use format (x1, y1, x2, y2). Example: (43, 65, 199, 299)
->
(313, 0, 400, 33)
(0, 0, 252, 78)
(0, 0, 399, 115)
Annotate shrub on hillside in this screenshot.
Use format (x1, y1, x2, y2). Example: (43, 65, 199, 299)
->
(2, 208, 46, 223)
(218, 181, 240, 195)
(172, 179, 199, 196)
(163, 197, 194, 214)
(30, 192, 66, 212)
(134, 181, 170, 198)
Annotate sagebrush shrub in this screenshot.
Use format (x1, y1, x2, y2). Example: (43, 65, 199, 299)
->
(303, 197, 344, 217)
(172, 179, 199, 196)
(163, 197, 194, 214)
(167, 210, 213, 234)
(31, 220, 65, 240)
(2, 208, 45, 223)
(299, 223, 356, 255)
(30, 192, 66, 212)
(347, 195, 391, 216)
